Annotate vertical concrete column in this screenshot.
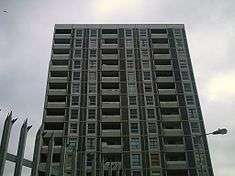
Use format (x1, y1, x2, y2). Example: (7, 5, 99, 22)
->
(0, 112, 17, 176)
(14, 119, 31, 176)
(31, 126, 43, 176)
(45, 133, 54, 176)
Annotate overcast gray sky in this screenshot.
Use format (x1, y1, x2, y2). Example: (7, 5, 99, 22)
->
(0, 0, 234, 175)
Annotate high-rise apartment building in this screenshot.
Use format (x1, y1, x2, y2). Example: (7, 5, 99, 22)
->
(32, 24, 214, 176)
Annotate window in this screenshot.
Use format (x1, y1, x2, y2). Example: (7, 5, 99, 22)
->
(87, 123, 95, 134)
(74, 49, 82, 58)
(140, 39, 148, 48)
(75, 39, 82, 48)
(132, 154, 141, 166)
(90, 29, 97, 37)
(147, 109, 155, 119)
(186, 95, 194, 105)
(148, 123, 157, 133)
(181, 71, 190, 80)
(132, 171, 141, 176)
(72, 83, 79, 93)
(86, 153, 94, 166)
(70, 109, 78, 119)
(142, 60, 150, 69)
(127, 60, 135, 69)
(130, 138, 140, 150)
(179, 59, 188, 69)
(126, 49, 133, 58)
(127, 72, 136, 82)
(71, 96, 79, 106)
(149, 138, 158, 149)
(88, 109, 96, 119)
(143, 71, 151, 80)
(146, 96, 154, 105)
(126, 38, 133, 48)
(128, 83, 137, 93)
(89, 60, 97, 69)
(139, 29, 147, 37)
(130, 109, 138, 119)
(90, 49, 97, 58)
(73, 72, 80, 80)
(188, 108, 197, 118)
(125, 29, 132, 37)
(144, 83, 152, 93)
(88, 83, 96, 93)
(76, 29, 83, 37)
(73, 60, 81, 69)
(150, 154, 160, 166)
(87, 138, 95, 149)
(129, 96, 137, 105)
(89, 38, 97, 48)
(89, 72, 96, 81)
(89, 96, 96, 106)
(191, 122, 200, 133)
(131, 123, 139, 133)
(70, 123, 77, 133)
(183, 83, 192, 92)
(141, 49, 149, 58)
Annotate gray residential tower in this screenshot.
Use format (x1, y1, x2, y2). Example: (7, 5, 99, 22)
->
(32, 24, 214, 176)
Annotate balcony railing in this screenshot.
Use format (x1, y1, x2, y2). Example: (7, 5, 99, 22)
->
(156, 77, 174, 82)
(53, 44, 70, 49)
(54, 34, 71, 39)
(160, 101, 178, 107)
(48, 89, 67, 95)
(154, 54, 171, 60)
(152, 44, 169, 48)
(102, 89, 120, 95)
(102, 129, 121, 137)
(102, 102, 120, 108)
(102, 115, 121, 122)
(102, 65, 119, 71)
(101, 143, 122, 153)
(166, 161, 187, 169)
(158, 89, 176, 95)
(50, 65, 68, 71)
(162, 129, 184, 136)
(102, 54, 118, 60)
(164, 144, 185, 152)
(151, 33, 168, 38)
(161, 114, 181, 121)
(45, 115, 65, 122)
(155, 65, 172, 71)
(102, 77, 119, 82)
(47, 102, 66, 108)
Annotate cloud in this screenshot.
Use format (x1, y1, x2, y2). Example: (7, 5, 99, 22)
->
(206, 71, 235, 101)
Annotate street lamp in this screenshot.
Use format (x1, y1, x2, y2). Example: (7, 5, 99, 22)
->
(195, 128, 228, 176)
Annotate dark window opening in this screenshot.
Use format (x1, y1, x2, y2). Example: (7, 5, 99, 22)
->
(102, 122, 120, 130)
(53, 49, 69, 55)
(51, 60, 68, 66)
(40, 154, 47, 163)
(49, 83, 67, 89)
(102, 108, 120, 115)
(44, 122, 64, 130)
(50, 71, 67, 77)
(102, 95, 120, 102)
(53, 153, 61, 162)
(159, 95, 177, 101)
(164, 137, 183, 145)
(152, 38, 168, 44)
(102, 83, 119, 89)
(165, 152, 186, 161)
(54, 38, 70, 44)
(102, 71, 119, 77)
(47, 95, 66, 102)
(102, 49, 118, 54)
(102, 60, 118, 65)
(161, 108, 179, 115)
(156, 71, 173, 77)
(151, 29, 167, 34)
(101, 137, 121, 145)
(55, 29, 71, 34)
(157, 83, 175, 89)
(163, 122, 181, 129)
(155, 59, 171, 65)
(154, 49, 169, 54)
(102, 29, 117, 34)
(46, 108, 65, 116)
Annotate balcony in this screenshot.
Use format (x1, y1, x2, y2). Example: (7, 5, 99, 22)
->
(160, 101, 178, 107)
(53, 44, 70, 49)
(102, 129, 121, 137)
(101, 44, 118, 49)
(155, 65, 172, 71)
(158, 89, 176, 95)
(102, 77, 119, 82)
(161, 115, 181, 121)
(163, 129, 184, 136)
(102, 54, 118, 60)
(102, 143, 122, 153)
(54, 34, 71, 39)
(45, 115, 65, 123)
(102, 89, 120, 95)
(43, 130, 64, 138)
(156, 77, 174, 82)
(52, 55, 70, 60)
(102, 115, 121, 122)
(102, 34, 118, 38)
(151, 33, 168, 38)
(164, 144, 185, 152)
(166, 161, 187, 170)
(50, 65, 68, 71)
(154, 54, 171, 60)
(47, 102, 66, 108)
(152, 44, 169, 48)
(102, 102, 120, 108)
(48, 89, 67, 95)
(41, 146, 62, 154)
(49, 77, 68, 83)
(102, 65, 119, 71)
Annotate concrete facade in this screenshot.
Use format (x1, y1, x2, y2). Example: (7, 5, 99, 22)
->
(32, 24, 214, 176)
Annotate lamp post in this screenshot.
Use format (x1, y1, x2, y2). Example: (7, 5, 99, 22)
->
(196, 128, 228, 176)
